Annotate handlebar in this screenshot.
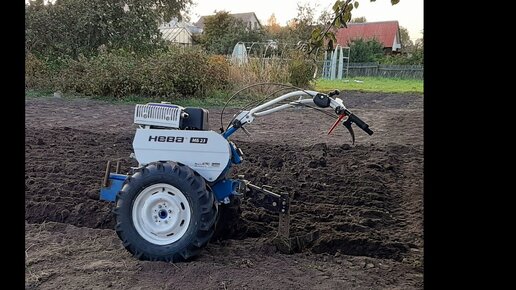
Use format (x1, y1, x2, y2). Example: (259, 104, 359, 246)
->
(225, 88, 373, 141)
(347, 113, 374, 135)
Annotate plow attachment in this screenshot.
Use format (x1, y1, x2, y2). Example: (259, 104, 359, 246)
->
(244, 181, 319, 254)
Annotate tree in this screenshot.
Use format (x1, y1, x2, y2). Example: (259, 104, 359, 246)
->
(351, 16, 367, 23)
(318, 10, 334, 26)
(266, 13, 281, 35)
(199, 11, 264, 55)
(287, 19, 297, 29)
(399, 26, 413, 52)
(263, 4, 322, 46)
(264, 13, 293, 45)
(291, 2, 318, 43)
(309, 0, 401, 53)
(412, 33, 423, 64)
(415, 36, 423, 49)
(25, 0, 193, 59)
(348, 38, 384, 62)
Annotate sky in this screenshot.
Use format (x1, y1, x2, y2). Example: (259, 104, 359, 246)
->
(189, 0, 424, 41)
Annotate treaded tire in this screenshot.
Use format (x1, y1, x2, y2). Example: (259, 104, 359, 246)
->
(114, 161, 217, 262)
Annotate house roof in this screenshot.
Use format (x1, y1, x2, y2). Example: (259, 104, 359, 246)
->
(335, 21, 400, 48)
(195, 12, 262, 29)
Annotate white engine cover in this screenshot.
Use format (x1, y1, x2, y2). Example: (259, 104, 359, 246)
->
(132, 129, 231, 182)
(134, 103, 183, 128)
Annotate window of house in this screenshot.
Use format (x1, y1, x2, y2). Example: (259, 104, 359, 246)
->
(254, 22, 258, 30)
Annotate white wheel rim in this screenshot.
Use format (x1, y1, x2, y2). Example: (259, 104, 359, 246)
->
(132, 183, 191, 245)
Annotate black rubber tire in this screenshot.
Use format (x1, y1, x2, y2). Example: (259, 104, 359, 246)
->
(114, 161, 217, 262)
(212, 195, 243, 241)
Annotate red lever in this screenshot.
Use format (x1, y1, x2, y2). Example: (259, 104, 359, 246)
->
(327, 114, 346, 135)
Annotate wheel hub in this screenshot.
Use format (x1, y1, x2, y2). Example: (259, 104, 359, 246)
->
(132, 183, 191, 245)
(158, 209, 168, 219)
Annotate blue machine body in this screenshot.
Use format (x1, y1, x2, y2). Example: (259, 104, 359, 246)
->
(100, 173, 128, 202)
(100, 128, 243, 203)
(211, 179, 241, 201)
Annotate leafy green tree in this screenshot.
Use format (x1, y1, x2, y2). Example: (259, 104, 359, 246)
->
(412, 34, 423, 63)
(265, 3, 330, 51)
(290, 2, 319, 43)
(25, 0, 192, 59)
(399, 26, 413, 52)
(348, 38, 384, 62)
(309, 0, 400, 53)
(198, 11, 264, 55)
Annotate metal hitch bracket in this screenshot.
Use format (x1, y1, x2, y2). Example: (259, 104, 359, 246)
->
(100, 160, 127, 202)
(102, 160, 122, 187)
(245, 182, 318, 254)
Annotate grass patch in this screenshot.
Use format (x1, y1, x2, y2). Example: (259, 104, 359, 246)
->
(25, 89, 56, 98)
(102, 91, 244, 108)
(25, 89, 242, 108)
(26, 77, 423, 108)
(314, 77, 423, 94)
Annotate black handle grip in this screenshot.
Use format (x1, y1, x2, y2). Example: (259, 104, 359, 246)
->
(328, 90, 340, 98)
(349, 114, 374, 135)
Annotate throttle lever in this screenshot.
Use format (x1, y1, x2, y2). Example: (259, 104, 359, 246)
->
(327, 114, 347, 135)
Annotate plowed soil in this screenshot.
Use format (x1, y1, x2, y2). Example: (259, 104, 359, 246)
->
(25, 91, 423, 289)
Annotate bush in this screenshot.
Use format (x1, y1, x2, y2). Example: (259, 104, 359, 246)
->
(26, 47, 232, 99)
(25, 47, 315, 99)
(228, 58, 290, 90)
(288, 51, 315, 88)
(25, 52, 50, 89)
(206, 55, 231, 90)
(381, 51, 423, 65)
(140, 48, 212, 98)
(63, 51, 141, 98)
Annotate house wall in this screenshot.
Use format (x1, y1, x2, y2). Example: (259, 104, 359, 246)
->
(246, 19, 260, 30)
(392, 33, 401, 52)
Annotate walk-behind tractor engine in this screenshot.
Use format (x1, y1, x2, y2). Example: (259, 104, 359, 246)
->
(100, 85, 373, 262)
